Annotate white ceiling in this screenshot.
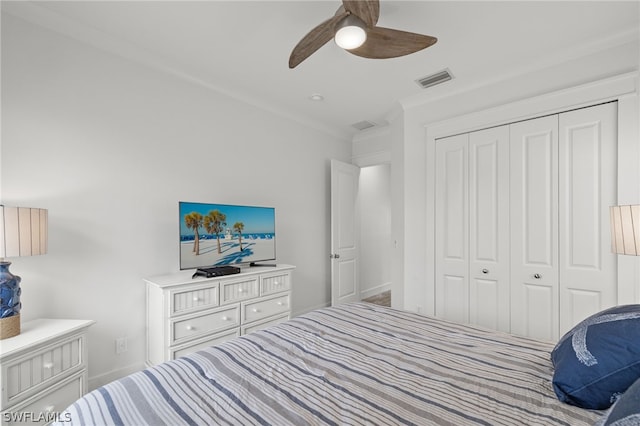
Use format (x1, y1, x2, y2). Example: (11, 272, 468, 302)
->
(3, 1, 639, 140)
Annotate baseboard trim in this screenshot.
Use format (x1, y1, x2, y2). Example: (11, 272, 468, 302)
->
(88, 363, 145, 391)
(292, 301, 330, 318)
(361, 283, 391, 300)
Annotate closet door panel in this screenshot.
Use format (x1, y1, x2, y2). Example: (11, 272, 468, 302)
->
(470, 279, 501, 330)
(440, 275, 468, 324)
(522, 283, 556, 340)
(469, 126, 510, 332)
(559, 102, 617, 334)
(435, 134, 469, 323)
(510, 115, 559, 341)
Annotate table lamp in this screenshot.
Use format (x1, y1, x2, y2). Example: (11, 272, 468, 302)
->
(0, 206, 48, 339)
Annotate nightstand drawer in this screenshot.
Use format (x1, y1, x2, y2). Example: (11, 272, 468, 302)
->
(1, 372, 84, 426)
(171, 306, 239, 344)
(242, 293, 290, 324)
(3, 335, 84, 408)
(170, 282, 219, 316)
(221, 278, 259, 304)
(260, 272, 290, 296)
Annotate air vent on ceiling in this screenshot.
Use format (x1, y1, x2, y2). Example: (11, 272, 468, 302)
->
(351, 120, 377, 131)
(415, 69, 453, 89)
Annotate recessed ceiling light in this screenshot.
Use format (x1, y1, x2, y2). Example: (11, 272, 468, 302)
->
(309, 94, 324, 101)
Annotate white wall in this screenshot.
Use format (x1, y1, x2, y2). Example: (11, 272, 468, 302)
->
(396, 41, 640, 313)
(1, 14, 350, 387)
(346, 38, 640, 314)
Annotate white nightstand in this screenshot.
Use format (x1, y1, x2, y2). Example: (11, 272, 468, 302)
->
(0, 319, 94, 425)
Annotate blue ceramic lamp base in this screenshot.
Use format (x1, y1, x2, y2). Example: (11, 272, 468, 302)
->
(0, 261, 22, 339)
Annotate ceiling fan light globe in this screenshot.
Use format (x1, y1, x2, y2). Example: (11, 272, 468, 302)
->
(335, 25, 366, 49)
(335, 26, 367, 49)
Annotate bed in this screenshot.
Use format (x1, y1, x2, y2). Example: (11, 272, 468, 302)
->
(58, 302, 604, 425)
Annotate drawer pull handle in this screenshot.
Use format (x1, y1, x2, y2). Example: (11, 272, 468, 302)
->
(221, 316, 228, 321)
(277, 301, 284, 306)
(193, 296, 200, 302)
(43, 362, 54, 370)
(252, 308, 259, 313)
(238, 288, 244, 293)
(186, 325, 195, 331)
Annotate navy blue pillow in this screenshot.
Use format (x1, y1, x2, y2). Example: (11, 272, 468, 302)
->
(551, 304, 640, 409)
(597, 376, 640, 426)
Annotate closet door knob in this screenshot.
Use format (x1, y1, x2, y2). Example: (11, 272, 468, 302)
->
(534, 273, 542, 279)
(482, 269, 489, 274)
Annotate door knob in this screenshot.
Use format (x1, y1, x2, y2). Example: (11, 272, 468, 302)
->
(330, 253, 341, 259)
(482, 268, 489, 274)
(534, 273, 542, 279)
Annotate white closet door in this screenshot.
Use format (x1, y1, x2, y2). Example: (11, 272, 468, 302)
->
(510, 115, 559, 341)
(559, 102, 618, 334)
(435, 134, 469, 324)
(469, 126, 510, 332)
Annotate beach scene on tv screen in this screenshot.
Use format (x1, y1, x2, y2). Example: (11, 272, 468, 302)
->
(180, 202, 275, 268)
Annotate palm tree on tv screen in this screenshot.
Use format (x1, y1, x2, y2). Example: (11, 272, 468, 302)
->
(184, 212, 203, 255)
(233, 222, 245, 251)
(204, 210, 227, 254)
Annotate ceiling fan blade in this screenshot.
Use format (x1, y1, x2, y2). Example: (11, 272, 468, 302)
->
(347, 27, 437, 59)
(289, 12, 349, 68)
(342, 0, 379, 27)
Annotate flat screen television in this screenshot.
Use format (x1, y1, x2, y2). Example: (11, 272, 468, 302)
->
(179, 201, 276, 270)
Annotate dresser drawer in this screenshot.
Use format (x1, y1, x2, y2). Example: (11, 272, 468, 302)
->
(242, 293, 290, 324)
(260, 272, 290, 296)
(170, 329, 240, 359)
(221, 277, 259, 304)
(2, 335, 84, 408)
(169, 282, 219, 316)
(1, 372, 84, 426)
(242, 313, 289, 335)
(171, 305, 239, 344)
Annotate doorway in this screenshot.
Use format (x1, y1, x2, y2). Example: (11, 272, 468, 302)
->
(358, 164, 392, 304)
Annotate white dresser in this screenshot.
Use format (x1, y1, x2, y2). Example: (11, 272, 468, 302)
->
(0, 319, 94, 425)
(145, 264, 294, 366)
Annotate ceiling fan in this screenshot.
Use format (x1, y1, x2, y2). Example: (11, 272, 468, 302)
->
(288, 0, 437, 69)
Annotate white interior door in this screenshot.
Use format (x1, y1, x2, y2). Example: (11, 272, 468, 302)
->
(558, 102, 618, 334)
(510, 115, 559, 341)
(468, 125, 510, 332)
(435, 134, 469, 323)
(331, 159, 360, 306)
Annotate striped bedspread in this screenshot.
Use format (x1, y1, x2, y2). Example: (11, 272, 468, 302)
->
(59, 303, 602, 425)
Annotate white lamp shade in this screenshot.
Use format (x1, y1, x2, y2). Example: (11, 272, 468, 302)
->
(610, 205, 640, 256)
(0, 206, 48, 258)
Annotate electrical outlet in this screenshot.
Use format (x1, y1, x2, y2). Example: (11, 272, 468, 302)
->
(115, 337, 128, 354)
